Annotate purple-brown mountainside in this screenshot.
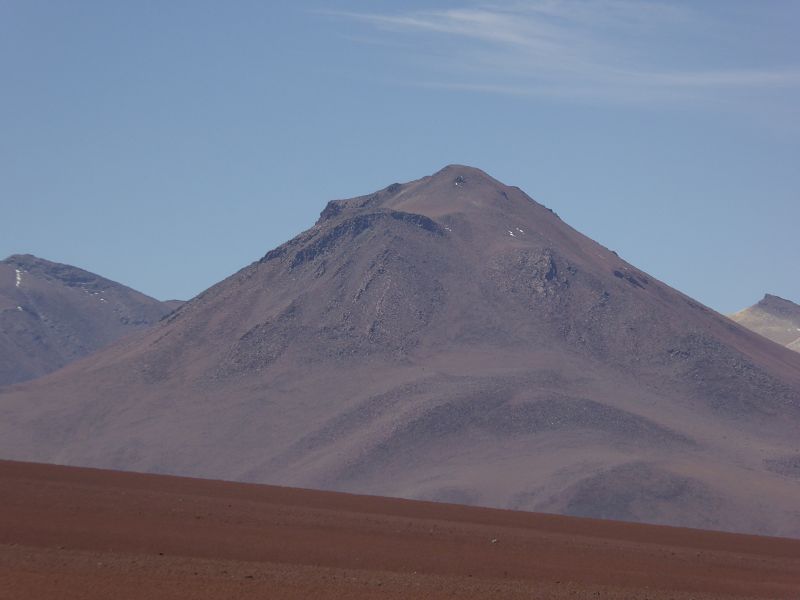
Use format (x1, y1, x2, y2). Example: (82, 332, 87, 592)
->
(1, 166, 799, 536)
(731, 294, 800, 353)
(0, 254, 178, 387)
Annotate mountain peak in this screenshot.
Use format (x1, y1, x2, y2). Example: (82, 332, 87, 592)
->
(757, 293, 800, 317)
(4, 165, 800, 538)
(3, 254, 107, 288)
(315, 165, 511, 225)
(730, 294, 800, 352)
(0, 255, 176, 387)
(430, 163, 496, 182)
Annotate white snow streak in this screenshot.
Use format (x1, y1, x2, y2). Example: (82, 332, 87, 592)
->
(14, 269, 22, 287)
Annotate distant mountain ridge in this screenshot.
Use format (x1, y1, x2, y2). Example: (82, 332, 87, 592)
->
(1, 166, 799, 537)
(0, 254, 178, 387)
(730, 294, 800, 353)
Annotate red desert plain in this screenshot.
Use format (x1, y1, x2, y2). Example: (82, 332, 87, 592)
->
(0, 460, 798, 599)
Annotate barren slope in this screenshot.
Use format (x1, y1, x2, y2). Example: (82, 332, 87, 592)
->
(731, 294, 800, 352)
(1, 460, 798, 600)
(0, 254, 177, 386)
(1, 166, 799, 536)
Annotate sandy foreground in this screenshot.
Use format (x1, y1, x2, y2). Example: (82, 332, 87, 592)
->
(0, 460, 797, 599)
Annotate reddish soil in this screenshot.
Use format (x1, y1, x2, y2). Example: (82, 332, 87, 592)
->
(0, 460, 797, 599)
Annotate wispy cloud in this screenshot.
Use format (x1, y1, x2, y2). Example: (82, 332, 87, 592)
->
(323, 1, 800, 106)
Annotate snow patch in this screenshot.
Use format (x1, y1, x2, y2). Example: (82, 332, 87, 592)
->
(516, 228, 524, 233)
(14, 269, 22, 288)
(507, 230, 515, 237)
(16, 306, 23, 311)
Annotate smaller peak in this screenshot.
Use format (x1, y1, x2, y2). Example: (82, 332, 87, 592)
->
(760, 293, 793, 305)
(757, 294, 800, 315)
(2, 254, 102, 286)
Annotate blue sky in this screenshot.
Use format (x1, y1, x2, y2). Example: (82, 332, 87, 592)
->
(1, 1, 798, 312)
